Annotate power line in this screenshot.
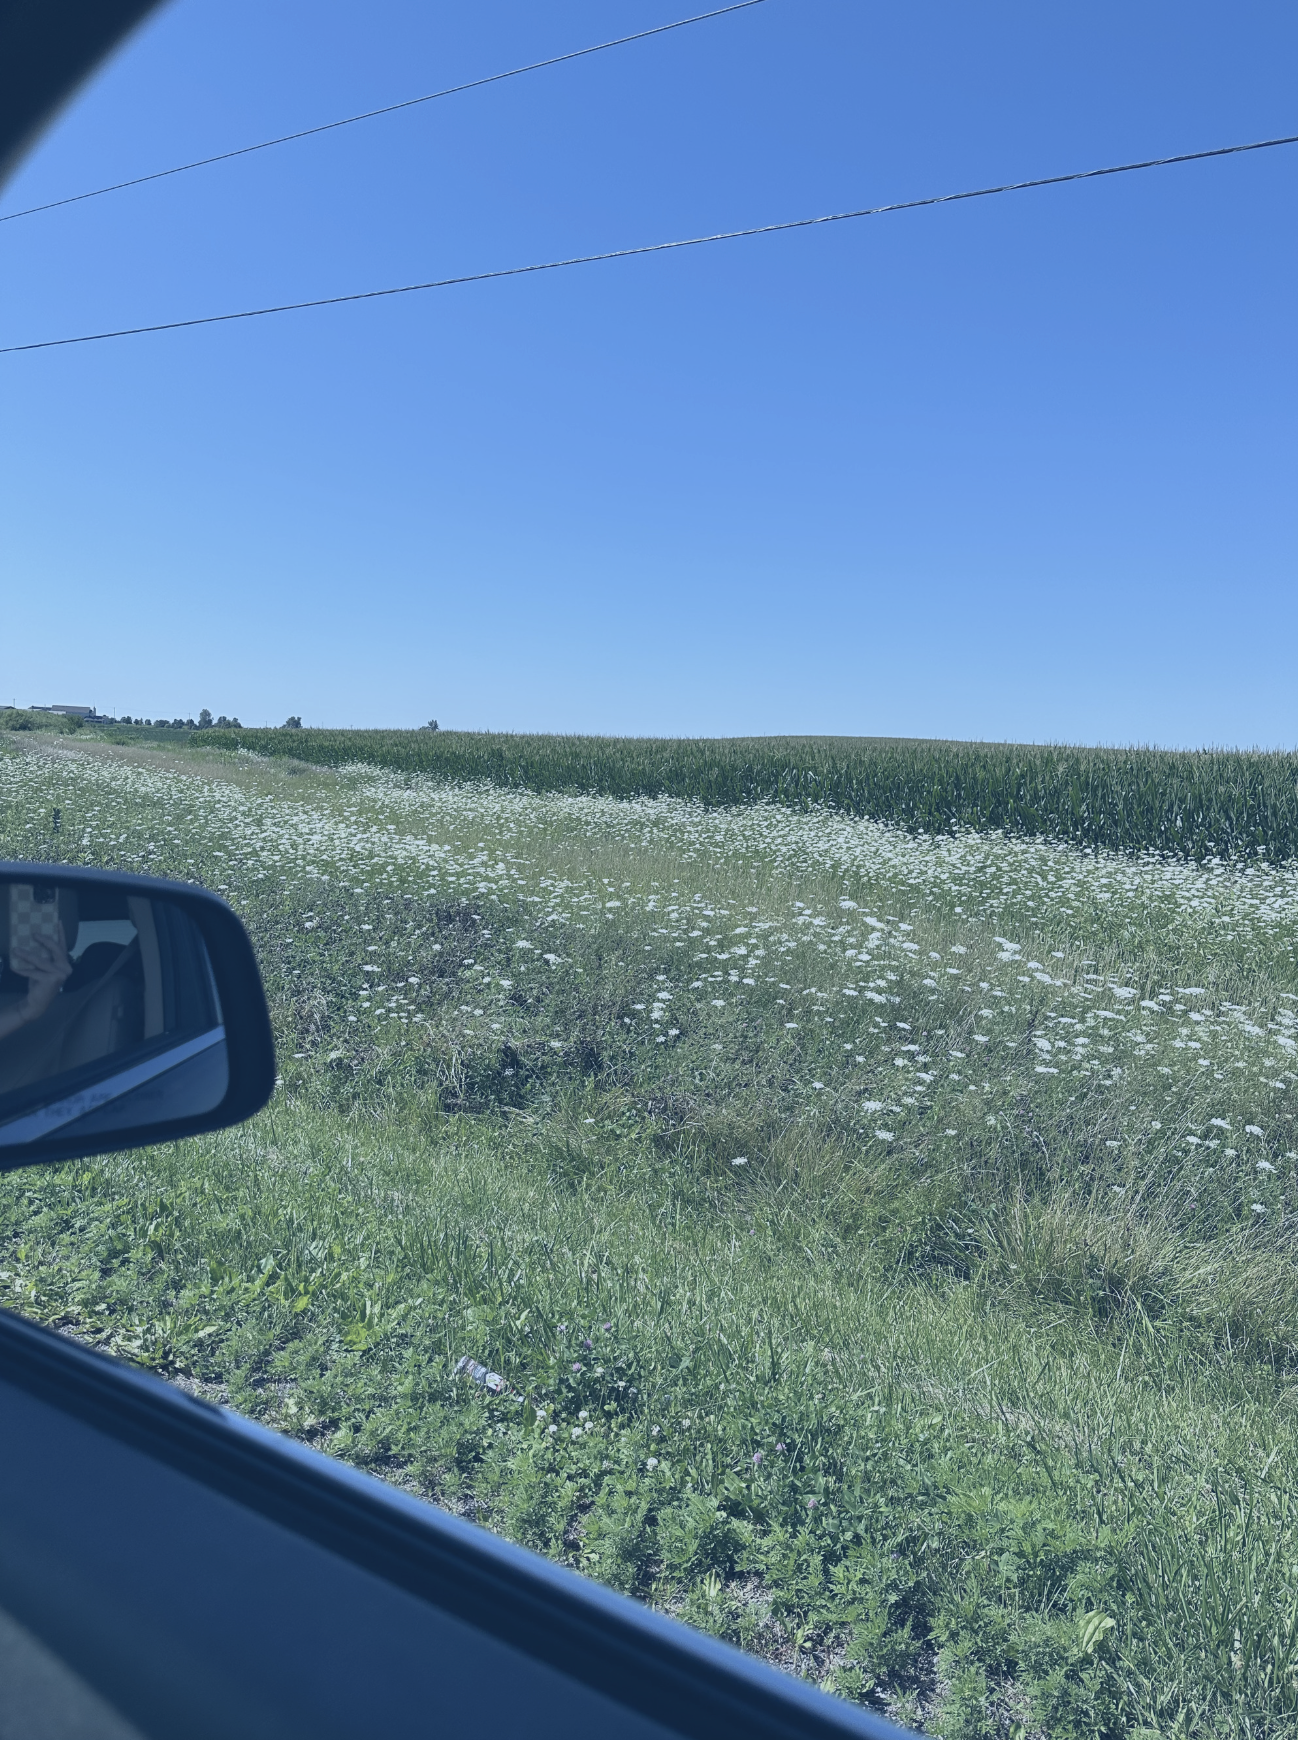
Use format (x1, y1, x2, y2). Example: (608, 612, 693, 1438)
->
(0, 1, 769, 226)
(4, 129, 1295, 358)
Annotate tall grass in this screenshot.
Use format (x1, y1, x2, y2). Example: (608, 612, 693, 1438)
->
(3, 1103, 1294, 1739)
(2, 708, 85, 736)
(199, 729, 1298, 863)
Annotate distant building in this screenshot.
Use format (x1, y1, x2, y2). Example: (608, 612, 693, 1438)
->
(34, 704, 98, 719)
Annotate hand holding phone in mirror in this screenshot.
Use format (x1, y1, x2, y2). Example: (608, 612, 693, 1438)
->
(1, 924, 73, 1039)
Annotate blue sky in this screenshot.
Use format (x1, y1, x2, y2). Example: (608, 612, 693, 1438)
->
(1, 0, 1294, 743)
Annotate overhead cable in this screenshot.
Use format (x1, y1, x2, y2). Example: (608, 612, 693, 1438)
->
(3, 129, 1295, 357)
(0, 2, 768, 226)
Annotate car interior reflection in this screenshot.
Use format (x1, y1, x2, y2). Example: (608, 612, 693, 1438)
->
(0, 883, 228, 1142)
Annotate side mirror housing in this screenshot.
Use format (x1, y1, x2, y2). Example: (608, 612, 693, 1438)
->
(0, 863, 275, 1170)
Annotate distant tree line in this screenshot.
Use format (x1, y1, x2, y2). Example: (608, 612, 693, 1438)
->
(93, 710, 244, 728)
(54, 710, 442, 733)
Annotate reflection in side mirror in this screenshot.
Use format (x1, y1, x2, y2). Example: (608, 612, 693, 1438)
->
(0, 882, 225, 1144)
(0, 865, 275, 1170)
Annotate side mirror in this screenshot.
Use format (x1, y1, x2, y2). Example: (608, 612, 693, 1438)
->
(0, 863, 275, 1170)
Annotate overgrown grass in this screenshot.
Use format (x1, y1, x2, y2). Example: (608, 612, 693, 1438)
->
(199, 727, 1298, 864)
(3, 1104, 1294, 1738)
(1, 707, 85, 735)
(2, 732, 1297, 1735)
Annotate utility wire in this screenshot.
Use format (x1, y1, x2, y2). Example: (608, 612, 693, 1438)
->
(0, 1, 768, 226)
(3, 129, 1295, 357)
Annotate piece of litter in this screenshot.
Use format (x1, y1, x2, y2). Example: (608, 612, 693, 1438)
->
(731, 1156, 748, 1166)
(454, 1355, 507, 1395)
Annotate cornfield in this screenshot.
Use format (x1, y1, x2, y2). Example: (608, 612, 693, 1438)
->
(198, 729, 1298, 863)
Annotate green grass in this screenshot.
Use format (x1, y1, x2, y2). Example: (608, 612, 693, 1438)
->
(1, 731, 1297, 1736)
(6, 1104, 1295, 1737)
(94, 722, 204, 746)
(199, 726, 1298, 864)
(1, 707, 86, 736)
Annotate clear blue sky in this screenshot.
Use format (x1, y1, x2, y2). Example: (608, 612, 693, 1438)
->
(1, 0, 1294, 743)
